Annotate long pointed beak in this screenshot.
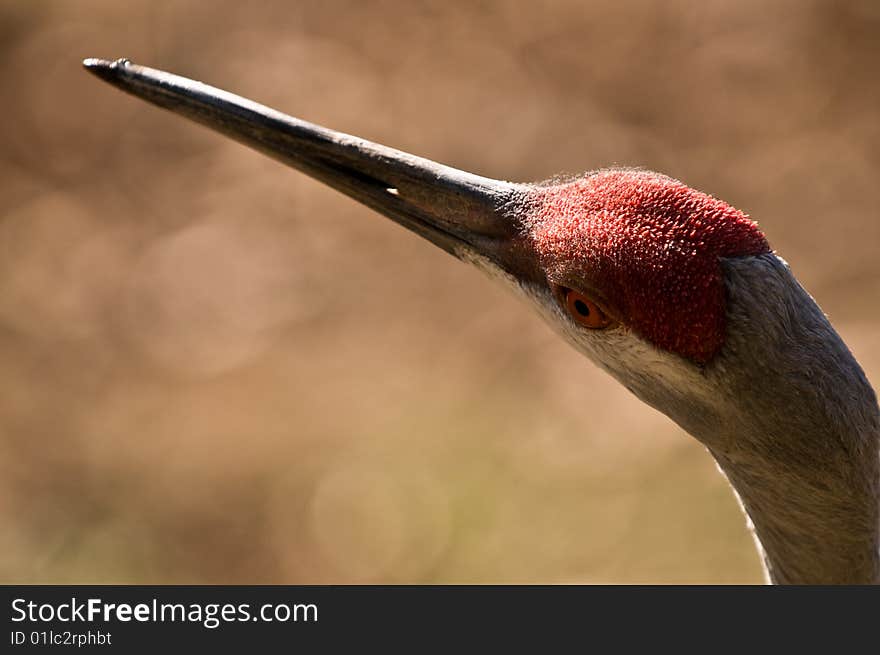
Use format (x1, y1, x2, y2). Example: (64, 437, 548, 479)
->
(83, 57, 528, 267)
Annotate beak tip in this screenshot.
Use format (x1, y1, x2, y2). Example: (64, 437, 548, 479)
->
(82, 57, 132, 82)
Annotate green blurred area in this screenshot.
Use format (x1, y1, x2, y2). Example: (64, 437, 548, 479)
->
(1, 0, 878, 583)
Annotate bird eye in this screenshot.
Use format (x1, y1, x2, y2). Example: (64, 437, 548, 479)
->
(561, 288, 613, 329)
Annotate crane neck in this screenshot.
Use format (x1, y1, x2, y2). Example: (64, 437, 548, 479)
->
(713, 448, 879, 584)
(708, 256, 880, 584)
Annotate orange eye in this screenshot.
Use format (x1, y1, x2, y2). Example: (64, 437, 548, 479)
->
(563, 289, 613, 329)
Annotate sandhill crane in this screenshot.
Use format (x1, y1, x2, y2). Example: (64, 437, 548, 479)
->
(84, 58, 879, 584)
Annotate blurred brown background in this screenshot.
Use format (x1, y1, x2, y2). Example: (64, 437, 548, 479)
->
(1, 0, 878, 584)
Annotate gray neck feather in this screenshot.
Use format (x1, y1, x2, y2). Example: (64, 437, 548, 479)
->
(701, 255, 879, 583)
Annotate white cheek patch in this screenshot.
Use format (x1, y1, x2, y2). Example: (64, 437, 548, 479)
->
(534, 296, 725, 417)
(456, 243, 725, 419)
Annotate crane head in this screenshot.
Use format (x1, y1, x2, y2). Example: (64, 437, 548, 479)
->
(81, 59, 768, 364)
